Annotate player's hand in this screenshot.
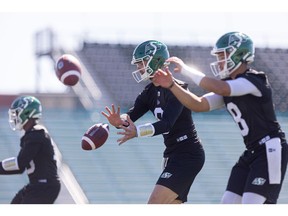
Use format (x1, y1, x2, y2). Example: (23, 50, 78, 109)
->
(101, 104, 126, 127)
(166, 56, 185, 73)
(153, 68, 174, 88)
(117, 115, 137, 145)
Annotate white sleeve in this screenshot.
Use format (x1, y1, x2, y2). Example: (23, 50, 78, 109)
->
(203, 92, 225, 111)
(227, 78, 262, 97)
(2, 157, 19, 171)
(136, 123, 155, 137)
(182, 64, 206, 86)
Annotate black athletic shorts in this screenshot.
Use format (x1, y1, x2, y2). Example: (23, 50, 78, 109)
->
(11, 181, 61, 204)
(225, 140, 288, 204)
(156, 142, 205, 203)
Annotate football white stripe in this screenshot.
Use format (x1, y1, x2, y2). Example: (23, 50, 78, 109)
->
(100, 123, 109, 134)
(61, 70, 81, 82)
(103, 127, 109, 134)
(82, 136, 96, 150)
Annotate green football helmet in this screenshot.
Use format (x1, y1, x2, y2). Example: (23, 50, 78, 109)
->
(131, 40, 170, 83)
(210, 32, 255, 79)
(8, 96, 42, 131)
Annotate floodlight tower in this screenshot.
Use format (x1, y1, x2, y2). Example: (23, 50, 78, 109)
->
(34, 28, 55, 93)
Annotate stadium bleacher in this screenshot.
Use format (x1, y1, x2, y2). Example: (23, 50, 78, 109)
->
(1, 108, 287, 204)
(76, 43, 288, 112)
(1, 43, 288, 204)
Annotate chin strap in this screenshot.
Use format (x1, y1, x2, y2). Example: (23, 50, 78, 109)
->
(2, 157, 19, 171)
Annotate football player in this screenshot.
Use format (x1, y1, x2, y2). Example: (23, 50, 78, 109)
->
(153, 32, 288, 204)
(0, 96, 60, 204)
(102, 40, 205, 204)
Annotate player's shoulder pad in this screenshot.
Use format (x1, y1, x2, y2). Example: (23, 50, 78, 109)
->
(25, 125, 49, 139)
(247, 69, 265, 76)
(244, 69, 267, 81)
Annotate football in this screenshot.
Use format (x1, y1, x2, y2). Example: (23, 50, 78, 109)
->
(81, 123, 110, 150)
(55, 54, 82, 86)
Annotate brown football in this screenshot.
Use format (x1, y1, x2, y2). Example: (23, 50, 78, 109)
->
(55, 54, 82, 86)
(81, 123, 109, 150)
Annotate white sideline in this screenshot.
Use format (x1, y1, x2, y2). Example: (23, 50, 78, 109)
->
(53, 139, 89, 204)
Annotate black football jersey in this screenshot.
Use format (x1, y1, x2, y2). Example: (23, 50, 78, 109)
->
(4, 125, 59, 183)
(127, 80, 201, 156)
(224, 69, 286, 150)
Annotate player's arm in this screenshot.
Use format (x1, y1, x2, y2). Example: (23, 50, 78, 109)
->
(116, 115, 137, 145)
(0, 134, 41, 175)
(153, 69, 210, 112)
(102, 97, 149, 129)
(0, 157, 25, 175)
(166, 57, 261, 96)
(15, 131, 44, 172)
(226, 78, 262, 96)
(199, 76, 261, 97)
(165, 56, 230, 95)
(116, 115, 159, 145)
(116, 86, 224, 145)
(199, 76, 262, 97)
(169, 81, 210, 112)
(116, 93, 179, 144)
(102, 104, 129, 127)
(180, 63, 232, 96)
(116, 96, 152, 144)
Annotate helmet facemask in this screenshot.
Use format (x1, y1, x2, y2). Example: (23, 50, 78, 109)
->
(131, 54, 155, 83)
(210, 46, 238, 79)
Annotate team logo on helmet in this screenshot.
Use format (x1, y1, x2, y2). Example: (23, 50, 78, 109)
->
(228, 32, 247, 48)
(144, 42, 161, 56)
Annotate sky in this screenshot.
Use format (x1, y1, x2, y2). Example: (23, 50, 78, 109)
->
(1, 0, 288, 94)
(1, 0, 288, 214)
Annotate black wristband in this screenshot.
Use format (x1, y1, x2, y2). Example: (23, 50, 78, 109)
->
(168, 80, 175, 89)
(123, 120, 130, 127)
(115, 120, 130, 129)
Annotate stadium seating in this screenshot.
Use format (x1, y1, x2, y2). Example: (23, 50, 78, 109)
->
(1, 43, 288, 204)
(1, 109, 287, 204)
(76, 43, 288, 112)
